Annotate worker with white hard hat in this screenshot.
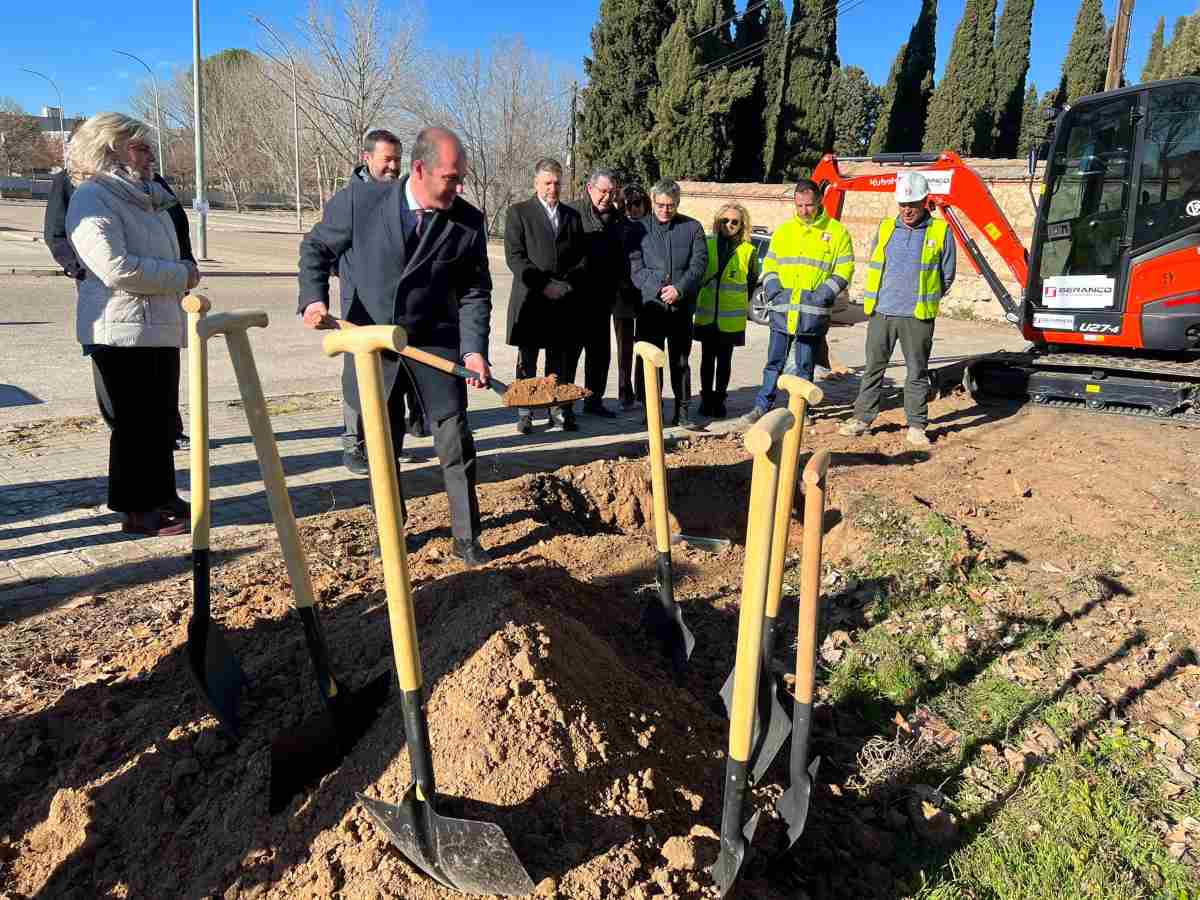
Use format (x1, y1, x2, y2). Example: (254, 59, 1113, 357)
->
(839, 170, 957, 448)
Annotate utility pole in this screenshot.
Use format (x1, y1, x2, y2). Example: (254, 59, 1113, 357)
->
(568, 81, 578, 199)
(192, 0, 209, 260)
(114, 50, 165, 180)
(20, 68, 66, 168)
(251, 15, 303, 233)
(1105, 0, 1136, 92)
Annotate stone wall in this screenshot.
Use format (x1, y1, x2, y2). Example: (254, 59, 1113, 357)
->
(677, 159, 1039, 321)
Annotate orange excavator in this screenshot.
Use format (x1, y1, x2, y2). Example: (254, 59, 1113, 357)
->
(811, 77, 1200, 421)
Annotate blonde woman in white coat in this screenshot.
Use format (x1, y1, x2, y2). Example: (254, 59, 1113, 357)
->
(66, 113, 200, 537)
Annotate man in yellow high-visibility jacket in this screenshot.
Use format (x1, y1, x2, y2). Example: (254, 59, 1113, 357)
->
(840, 171, 957, 448)
(742, 179, 855, 425)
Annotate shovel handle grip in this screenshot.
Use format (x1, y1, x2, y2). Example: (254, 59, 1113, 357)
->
(322, 324, 408, 358)
(198, 309, 269, 341)
(633, 340, 666, 369)
(743, 408, 794, 456)
(182, 293, 211, 315)
(766, 377, 822, 618)
(795, 450, 831, 704)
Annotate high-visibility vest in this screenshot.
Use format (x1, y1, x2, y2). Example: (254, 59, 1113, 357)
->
(863, 217, 949, 320)
(694, 237, 753, 333)
(760, 211, 855, 336)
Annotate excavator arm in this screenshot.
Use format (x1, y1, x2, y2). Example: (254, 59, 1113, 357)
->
(812, 151, 1032, 328)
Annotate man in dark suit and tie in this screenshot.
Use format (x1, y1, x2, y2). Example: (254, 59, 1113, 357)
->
(298, 126, 494, 567)
(503, 157, 586, 434)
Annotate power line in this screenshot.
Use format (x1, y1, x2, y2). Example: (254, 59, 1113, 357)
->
(690, 0, 769, 43)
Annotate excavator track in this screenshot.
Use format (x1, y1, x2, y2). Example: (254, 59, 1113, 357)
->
(958, 348, 1200, 425)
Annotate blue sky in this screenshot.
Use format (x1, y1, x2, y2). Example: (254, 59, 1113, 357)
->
(0, 0, 1183, 120)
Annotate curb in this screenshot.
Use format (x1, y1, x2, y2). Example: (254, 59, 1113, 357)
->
(1, 268, 298, 278)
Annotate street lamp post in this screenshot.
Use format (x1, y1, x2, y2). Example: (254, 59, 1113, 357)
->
(114, 50, 165, 180)
(251, 15, 303, 233)
(192, 0, 208, 260)
(19, 68, 66, 168)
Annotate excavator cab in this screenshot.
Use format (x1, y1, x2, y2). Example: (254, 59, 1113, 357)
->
(1029, 78, 1200, 352)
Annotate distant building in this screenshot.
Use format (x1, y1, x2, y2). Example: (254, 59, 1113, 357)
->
(34, 106, 84, 146)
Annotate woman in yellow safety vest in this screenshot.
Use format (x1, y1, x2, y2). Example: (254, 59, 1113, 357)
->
(695, 202, 757, 419)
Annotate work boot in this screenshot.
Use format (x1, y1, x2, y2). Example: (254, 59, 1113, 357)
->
(342, 435, 368, 475)
(740, 406, 766, 427)
(906, 426, 931, 448)
(452, 538, 493, 568)
(839, 419, 871, 437)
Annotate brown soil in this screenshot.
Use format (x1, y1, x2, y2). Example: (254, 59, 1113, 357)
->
(503, 375, 592, 409)
(2, 391, 1198, 898)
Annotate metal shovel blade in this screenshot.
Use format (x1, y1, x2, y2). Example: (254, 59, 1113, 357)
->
(641, 552, 696, 673)
(777, 757, 821, 848)
(268, 669, 391, 814)
(711, 809, 761, 898)
(718, 666, 792, 784)
(358, 790, 535, 897)
(186, 610, 245, 739)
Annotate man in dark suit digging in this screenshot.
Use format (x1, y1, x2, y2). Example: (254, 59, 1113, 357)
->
(298, 126, 494, 568)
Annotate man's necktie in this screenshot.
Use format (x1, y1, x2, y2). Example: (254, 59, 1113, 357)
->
(414, 208, 427, 239)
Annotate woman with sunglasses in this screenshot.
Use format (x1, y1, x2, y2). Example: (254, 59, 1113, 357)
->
(694, 202, 757, 419)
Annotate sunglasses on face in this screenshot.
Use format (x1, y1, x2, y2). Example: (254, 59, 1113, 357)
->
(722, 218, 741, 225)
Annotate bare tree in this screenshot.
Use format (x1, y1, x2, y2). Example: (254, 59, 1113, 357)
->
(0, 99, 57, 175)
(408, 36, 571, 233)
(253, 0, 421, 175)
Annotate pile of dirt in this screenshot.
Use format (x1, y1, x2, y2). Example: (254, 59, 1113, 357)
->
(6, 395, 1200, 898)
(503, 375, 591, 408)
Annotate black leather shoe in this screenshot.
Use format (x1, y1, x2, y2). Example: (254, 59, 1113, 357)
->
(452, 538, 493, 568)
(162, 495, 190, 520)
(561, 412, 579, 432)
(584, 403, 617, 419)
(343, 444, 369, 476)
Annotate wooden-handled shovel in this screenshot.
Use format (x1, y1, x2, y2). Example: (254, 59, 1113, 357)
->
(634, 340, 696, 675)
(182, 294, 246, 739)
(193, 308, 392, 811)
(323, 325, 534, 896)
(711, 408, 795, 898)
(776, 448, 832, 848)
(718, 375, 824, 783)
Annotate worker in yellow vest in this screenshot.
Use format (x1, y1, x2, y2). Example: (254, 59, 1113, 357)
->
(743, 178, 855, 425)
(695, 202, 757, 419)
(840, 171, 957, 448)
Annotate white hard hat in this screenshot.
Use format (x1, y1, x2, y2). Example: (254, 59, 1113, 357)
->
(895, 172, 930, 203)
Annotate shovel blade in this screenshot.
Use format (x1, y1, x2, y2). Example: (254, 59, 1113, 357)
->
(268, 671, 391, 814)
(718, 668, 793, 783)
(642, 592, 696, 671)
(186, 617, 245, 739)
(358, 788, 535, 897)
(777, 757, 820, 848)
(711, 809, 761, 897)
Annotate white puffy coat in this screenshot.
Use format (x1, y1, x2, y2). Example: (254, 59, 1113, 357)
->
(67, 171, 189, 348)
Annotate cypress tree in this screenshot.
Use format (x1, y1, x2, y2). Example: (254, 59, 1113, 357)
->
(649, 6, 755, 179)
(1059, 0, 1108, 104)
(924, 0, 998, 156)
(579, 0, 675, 186)
(1141, 16, 1165, 83)
(869, 0, 937, 154)
(1163, 14, 1200, 78)
(992, 0, 1034, 159)
(728, 0, 771, 181)
(775, 0, 840, 177)
(1017, 82, 1042, 156)
(831, 66, 882, 156)
(760, 0, 789, 180)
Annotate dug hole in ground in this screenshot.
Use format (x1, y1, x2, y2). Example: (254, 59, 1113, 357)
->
(2, 389, 1199, 899)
